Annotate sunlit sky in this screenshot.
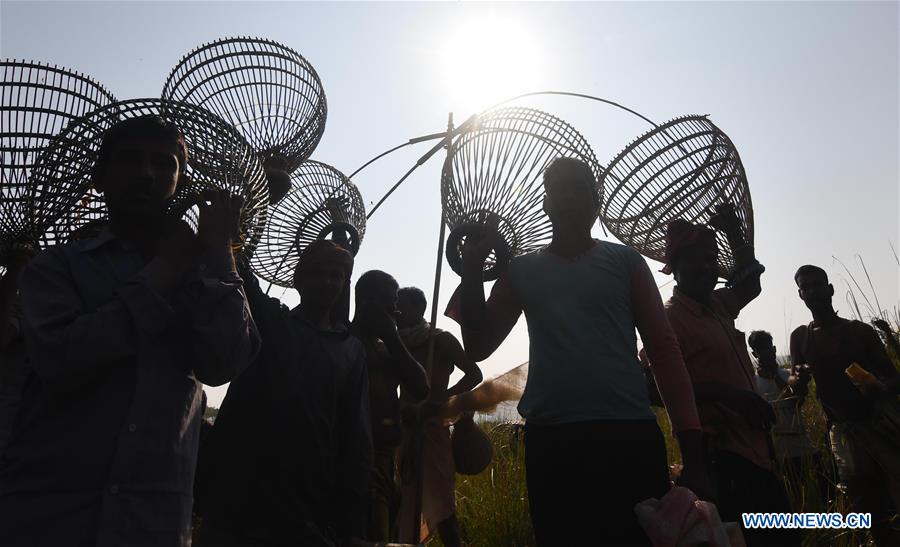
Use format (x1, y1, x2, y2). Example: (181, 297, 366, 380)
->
(2, 1, 898, 408)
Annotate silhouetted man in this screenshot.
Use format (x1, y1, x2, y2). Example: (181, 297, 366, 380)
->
(454, 157, 710, 546)
(0, 116, 259, 546)
(197, 240, 372, 547)
(663, 206, 798, 546)
(747, 330, 816, 486)
(352, 270, 429, 543)
(395, 286, 482, 547)
(790, 265, 900, 546)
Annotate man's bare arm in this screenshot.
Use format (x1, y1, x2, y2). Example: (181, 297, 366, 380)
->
(383, 330, 430, 401)
(458, 277, 522, 361)
(457, 223, 522, 361)
(442, 332, 483, 398)
(858, 322, 900, 395)
(709, 204, 762, 310)
(789, 326, 811, 405)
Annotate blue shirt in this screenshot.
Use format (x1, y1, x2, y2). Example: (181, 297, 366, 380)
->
(508, 242, 654, 425)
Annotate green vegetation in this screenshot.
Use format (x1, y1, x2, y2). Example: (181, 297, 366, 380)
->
(427, 254, 899, 546)
(429, 330, 900, 546)
(203, 405, 218, 422)
(427, 403, 877, 547)
(449, 423, 534, 547)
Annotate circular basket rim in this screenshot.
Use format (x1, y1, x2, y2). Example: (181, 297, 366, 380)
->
(598, 114, 753, 277)
(2, 59, 118, 247)
(161, 36, 327, 173)
(250, 159, 366, 288)
(440, 105, 603, 278)
(30, 97, 269, 256)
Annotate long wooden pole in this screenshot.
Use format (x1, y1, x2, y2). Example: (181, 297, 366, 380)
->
(410, 112, 453, 545)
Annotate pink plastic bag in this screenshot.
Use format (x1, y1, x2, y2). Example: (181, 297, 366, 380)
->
(634, 487, 746, 547)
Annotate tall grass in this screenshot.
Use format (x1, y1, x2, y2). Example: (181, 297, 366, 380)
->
(428, 402, 879, 547)
(427, 254, 900, 546)
(450, 423, 535, 547)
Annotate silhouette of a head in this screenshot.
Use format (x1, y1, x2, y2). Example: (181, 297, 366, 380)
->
(667, 219, 719, 297)
(748, 330, 777, 366)
(92, 115, 188, 223)
(794, 264, 833, 312)
(294, 239, 354, 311)
(397, 286, 427, 328)
(542, 157, 599, 231)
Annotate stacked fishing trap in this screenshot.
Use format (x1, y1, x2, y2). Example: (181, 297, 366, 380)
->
(0, 60, 116, 260)
(2, 36, 754, 289)
(1, 36, 370, 279)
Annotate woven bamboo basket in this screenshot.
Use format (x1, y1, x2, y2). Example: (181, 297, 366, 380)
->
(441, 106, 602, 281)
(162, 37, 327, 204)
(0, 59, 116, 262)
(32, 98, 269, 258)
(599, 115, 752, 277)
(250, 160, 365, 288)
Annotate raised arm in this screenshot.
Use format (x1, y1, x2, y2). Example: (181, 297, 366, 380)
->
(181, 191, 260, 386)
(385, 332, 430, 402)
(441, 331, 484, 398)
(709, 203, 764, 310)
(236, 257, 289, 337)
(21, 244, 181, 393)
(180, 263, 260, 387)
(450, 275, 522, 362)
(455, 223, 522, 361)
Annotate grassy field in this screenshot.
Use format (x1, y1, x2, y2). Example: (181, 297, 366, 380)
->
(428, 407, 871, 547)
(427, 318, 900, 547)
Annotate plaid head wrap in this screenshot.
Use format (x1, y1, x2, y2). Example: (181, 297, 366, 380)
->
(661, 219, 717, 275)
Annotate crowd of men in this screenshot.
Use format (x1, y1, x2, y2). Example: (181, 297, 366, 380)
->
(0, 115, 897, 546)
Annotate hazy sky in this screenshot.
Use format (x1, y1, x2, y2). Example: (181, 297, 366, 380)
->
(3, 1, 897, 407)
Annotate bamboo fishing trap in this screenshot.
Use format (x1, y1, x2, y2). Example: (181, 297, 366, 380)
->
(0, 59, 116, 261)
(599, 114, 753, 277)
(162, 37, 328, 204)
(32, 98, 269, 257)
(440, 106, 603, 281)
(250, 159, 366, 288)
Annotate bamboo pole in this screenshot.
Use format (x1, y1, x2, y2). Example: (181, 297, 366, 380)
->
(410, 113, 454, 545)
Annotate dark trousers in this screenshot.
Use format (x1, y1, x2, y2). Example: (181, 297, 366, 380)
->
(712, 450, 801, 547)
(368, 445, 399, 543)
(524, 420, 670, 547)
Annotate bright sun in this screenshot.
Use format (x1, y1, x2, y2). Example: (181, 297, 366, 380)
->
(439, 15, 543, 116)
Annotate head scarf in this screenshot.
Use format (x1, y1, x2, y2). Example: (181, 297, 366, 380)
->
(662, 219, 717, 275)
(293, 239, 354, 282)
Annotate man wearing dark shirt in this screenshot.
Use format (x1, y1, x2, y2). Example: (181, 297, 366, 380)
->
(351, 270, 429, 543)
(790, 265, 900, 547)
(197, 240, 372, 547)
(0, 116, 260, 546)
